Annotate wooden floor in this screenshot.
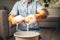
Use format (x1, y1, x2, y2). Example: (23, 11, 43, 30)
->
(40, 29, 60, 40)
(9, 36, 15, 40)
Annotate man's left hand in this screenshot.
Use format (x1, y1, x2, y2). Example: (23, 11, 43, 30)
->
(25, 15, 36, 24)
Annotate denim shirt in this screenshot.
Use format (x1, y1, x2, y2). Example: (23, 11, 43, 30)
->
(10, 0, 43, 32)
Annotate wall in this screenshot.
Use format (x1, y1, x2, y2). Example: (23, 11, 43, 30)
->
(0, 0, 18, 11)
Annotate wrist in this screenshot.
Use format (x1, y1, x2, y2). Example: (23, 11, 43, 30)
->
(8, 14, 17, 25)
(34, 14, 42, 21)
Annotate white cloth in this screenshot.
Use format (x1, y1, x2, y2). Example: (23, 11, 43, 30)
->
(25, 14, 36, 25)
(14, 15, 25, 23)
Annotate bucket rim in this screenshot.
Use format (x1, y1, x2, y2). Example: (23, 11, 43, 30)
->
(14, 31, 40, 38)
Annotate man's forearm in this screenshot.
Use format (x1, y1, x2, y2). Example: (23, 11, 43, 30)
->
(34, 9, 49, 21)
(8, 14, 17, 25)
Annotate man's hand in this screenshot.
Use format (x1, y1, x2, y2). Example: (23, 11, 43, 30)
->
(14, 15, 25, 24)
(25, 15, 36, 24)
(39, 9, 49, 19)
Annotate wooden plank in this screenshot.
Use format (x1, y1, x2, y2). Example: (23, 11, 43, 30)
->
(40, 29, 60, 40)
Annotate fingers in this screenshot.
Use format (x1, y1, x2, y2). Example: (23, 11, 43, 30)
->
(20, 20, 26, 24)
(25, 15, 36, 24)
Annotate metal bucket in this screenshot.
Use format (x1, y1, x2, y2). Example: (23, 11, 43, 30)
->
(14, 31, 39, 40)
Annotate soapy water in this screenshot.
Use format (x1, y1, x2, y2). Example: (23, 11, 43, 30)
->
(27, 24, 29, 31)
(16, 22, 38, 32)
(26, 22, 38, 31)
(16, 23, 29, 31)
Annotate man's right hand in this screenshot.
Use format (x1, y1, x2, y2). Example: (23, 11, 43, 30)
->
(8, 14, 25, 25)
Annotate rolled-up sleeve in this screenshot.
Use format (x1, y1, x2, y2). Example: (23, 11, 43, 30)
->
(10, 1, 18, 16)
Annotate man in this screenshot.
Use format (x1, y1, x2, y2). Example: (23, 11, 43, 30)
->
(8, 0, 48, 33)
